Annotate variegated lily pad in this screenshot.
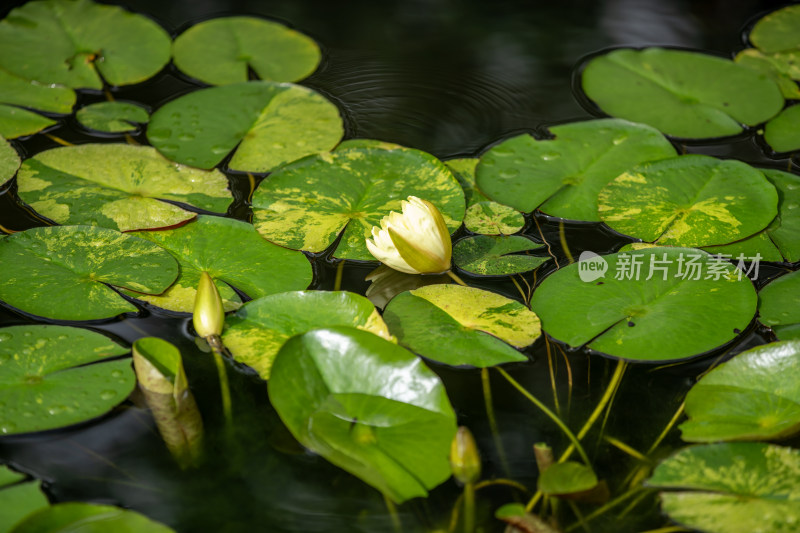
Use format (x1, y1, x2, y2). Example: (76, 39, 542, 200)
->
(648, 442, 800, 533)
(759, 270, 800, 340)
(0, 225, 178, 321)
(453, 235, 547, 276)
(598, 155, 778, 247)
(764, 105, 800, 153)
(148, 81, 342, 172)
(382, 284, 537, 367)
(123, 216, 312, 313)
(0, 465, 49, 532)
(0, 135, 19, 183)
(0, 0, 171, 89)
(749, 4, 800, 55)
(173, 16, 320, 85)
(734, 49, 800, 100)
(76, 101, 149, 133)
(464, 201, 524, 234)
(252, 144, 465, 260)
(0, 325, 134, 435)
(222, 291, 393, 379)
(477, 119, 676, 221)
(13, 144, 231, 232)
(445, 158, 488, 206)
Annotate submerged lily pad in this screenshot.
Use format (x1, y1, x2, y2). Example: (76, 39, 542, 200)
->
(445, 158, 488, 206)
(124, 216, 311, 313)
(0, 325, 134, 435)
(680, 340, 800, 442)
(531, 247, 756, 361)
(0, 135, 19, 183)
(476, 119, 676, 220)
(148, 81, 342, 172)
(172, 16, 321, 85)
(0, 0, 170, 89)
(598, 155, 778, 247)
(538, 462, 598, 496)
(13, 144, 231, 231)
(648, 442, 800, 533)
(464, 201, 524, 234)
(252, 144, 465, 260)
(383, 284, 537, 367)
(13, 502, 175, 533)
(764, 105, 800, 153)
(453, 235, 547, 276)
(759, 270, 800, 340)
(223, 291, 393, 379)
(581, 48, 784, 139)
(269, 326, 457, 503)
(76, 101, 149, 133)
(0, 105, 55, 139)
(0, 225, 178, 321)
(0, 466, 49, 533)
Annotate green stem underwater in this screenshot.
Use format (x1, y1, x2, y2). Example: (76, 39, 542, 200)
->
(209, 336, 233, 429)
(447, 270, 468, 286)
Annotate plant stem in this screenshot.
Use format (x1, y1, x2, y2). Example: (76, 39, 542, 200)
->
(563, 487, 645, 532)
(604, 435, 649, 462)
(208, 337, 233, 428)
(545, 338, 561, 417)
(447, 270, 468, 286)
(334, 260, 345, 291)
(384, 494, 402, 533)
(481, 368, 510, 476)
(510, 276, 528, 305)
(463, 482, 476, 533)
(646, 401, 685, 455)
(558, 220, 574, 264)
(495, 367, 590, 466)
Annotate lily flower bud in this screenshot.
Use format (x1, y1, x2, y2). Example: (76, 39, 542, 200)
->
(366, 196, 452, 275)
(193, 271, 224, 338)
(450, 426, 481, 485)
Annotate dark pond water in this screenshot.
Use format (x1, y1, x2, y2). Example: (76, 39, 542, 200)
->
(0, 0, 798, 532)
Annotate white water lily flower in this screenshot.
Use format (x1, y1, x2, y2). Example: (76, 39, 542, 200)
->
(366, 196, 452, 275)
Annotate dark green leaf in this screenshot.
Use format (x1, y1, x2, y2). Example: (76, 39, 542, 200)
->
(453, 235, 547, 276)
(75, 101, 148, 133)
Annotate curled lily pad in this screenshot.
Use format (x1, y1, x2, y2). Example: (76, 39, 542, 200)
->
(382, 284, 537, 367)
(123, 216, 311, 313)
(759, 270, 800, 340)
(222, 291, 393, 380)
(75, 101, 149, 133)
(172, 16, 321, 85)
(538, 462, 598, 496)
(0, 225, 178, 321)
(268, 326, 457, 503)
(647, 442, 800, 533)
(581, 48, 784, 139)
(13, 502, 176, 533)
(0, 0, 171, 89)
(702, 169, 800, 263)
(148, 81, 343, 172)
(531, 247, 756, 362)
(598, 155, 778, 247)
(13, 144, 231, 232)
(464, 201, 524, 234)
(453, 235, 547, 276)
(444, 158, 488, 206)
(0, 105, 55, 139)
(680, 340, 800, 442)
(0, 325, 134, 435)
(0, 465, 49, 533)
(252, 144, 465, 260)
(476, 119, 676, 220)
(0, 135, 19, 183)
(764, 105, 800, 153)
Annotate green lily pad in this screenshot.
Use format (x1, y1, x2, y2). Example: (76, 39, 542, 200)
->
(268, 326, 457, 503)
(598, 155, 778, 247)
(764, 105, 800, 153)
(252, 144, 465, 259)
(123, 215, 311, 313)
(453, 235, 547, 276)
(0, 135, 19, 183)
(538, 462, 598, 496)
(647, 442, 800, 533)
(702, 169, 800, 263)
(0, 466, 49, 533)
(0, 225, 178, 321)
(581, 48, 784, 139)
(464, 201, 524, 234)
(734, 49, 800, 100)
(172, 16, 321, 86)
(530, 247, 757, 362)
(0, 0, 171, 89)
(222, 290, 393, 380)
(0, 67, 75, 114)
(0, 105, 55, 139)
(0, 325, 134, 435)
(148, 81, 343, 172)
(680, 340, 800, 442)
(76, 101, 149, 133)
(13, 144, 231, 232)
(444, 158, 488, 206)
(382, 284, 537, 367)
(759, 270, 800, 341)
(476, 119, 676, 221)
(749, 4, 800, 55)
(13, 502, 175, 533)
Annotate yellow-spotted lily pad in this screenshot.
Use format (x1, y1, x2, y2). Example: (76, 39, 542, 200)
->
(0, 135, 19, 183)
(464, 201, 524, 234)
(453, 235, 547, 276)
